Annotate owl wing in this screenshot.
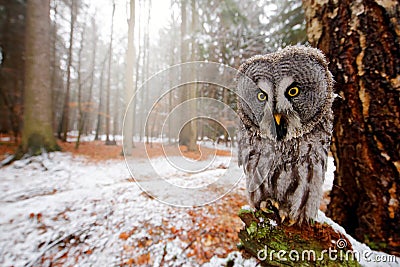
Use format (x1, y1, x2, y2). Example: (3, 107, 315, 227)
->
(238, 127, 276, 193)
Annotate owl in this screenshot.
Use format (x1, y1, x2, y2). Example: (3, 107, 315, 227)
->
(237, 45, 334, 225)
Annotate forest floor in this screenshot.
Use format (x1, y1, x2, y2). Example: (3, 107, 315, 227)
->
(0, 138, 398, 266)
(0, 139, 257, 266)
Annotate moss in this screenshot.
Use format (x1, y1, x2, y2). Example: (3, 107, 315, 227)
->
(238, 208, 253, 217)
(238, 209, 361, 267)
(364, 235, 387, 250)
(246, 221, 258, 236)
(13, 133, 60, 161)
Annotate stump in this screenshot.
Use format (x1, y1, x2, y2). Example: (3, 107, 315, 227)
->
(238, 208, 360, 266)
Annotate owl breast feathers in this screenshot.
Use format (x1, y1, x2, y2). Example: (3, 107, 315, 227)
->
(237, 45, 334, 225)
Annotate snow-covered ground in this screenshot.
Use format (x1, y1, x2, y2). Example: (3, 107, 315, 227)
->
(0, 151, 398, 266)
(0, 152, 251, 266)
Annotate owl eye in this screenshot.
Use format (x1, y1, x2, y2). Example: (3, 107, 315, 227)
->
(257, 91, 267, 101)
(287, 86, 300, 97)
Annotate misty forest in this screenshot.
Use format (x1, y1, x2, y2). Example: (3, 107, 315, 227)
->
(0, 0, 399, 266)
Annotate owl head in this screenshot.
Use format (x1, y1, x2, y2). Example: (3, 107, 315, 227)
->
(237, 45, 334, 141)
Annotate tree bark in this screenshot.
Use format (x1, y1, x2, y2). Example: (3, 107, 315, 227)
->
(105, 1, 116, 145)
(75, 18, 86, 150)
(144, 0, 152, 145)
(187, 0, 198, 152)
(302, 0, 399, 255)
(60, 0, 76, 142)
(84, 16, 98, 136)
(178, 0, 198, 151)
(20, 0, 59, 155)
(94, 55, 107, 141)
(123, 0, 136, 156)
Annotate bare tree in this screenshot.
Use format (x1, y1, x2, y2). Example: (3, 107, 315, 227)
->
(84, 16, 98, 135)
(19, 0, 59, 156)
(60, 0, 77, 142)
(303, 0, 400, 254)
(123, 0, 136, 155)
(105, 1, 116, 145)
(75, 14, 87, 149)
(94, 55, 108, 141)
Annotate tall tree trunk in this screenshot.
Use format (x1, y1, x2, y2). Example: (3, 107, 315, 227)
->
(95, 55, 108, 141)
(75, 19, 86, 149)
(20, 0, 59, 156)
(85, 17, 99, 137)
(178, 0, 190, 148)
(123, 0, 136, 155)
(187, 0, 198, 151)
(105, 1, 116, 145)
(50, 0, 58, 133)
(61, 0, 76, 142)
(302, 0, 400, 255)
(84, 16, 97, 136)
(143, 0, 151, 145)
(138, 0, 145, 142)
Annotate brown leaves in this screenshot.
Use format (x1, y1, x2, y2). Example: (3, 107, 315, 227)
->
(57, 141, 231, 162)
(115, 192, 248, 266)
(177, 193, 247, 264)
(29, 212, 43, 223)
(124, 253, 152, 266)
(119, 232, 131, 241)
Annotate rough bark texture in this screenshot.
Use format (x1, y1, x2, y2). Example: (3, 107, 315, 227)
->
(302, 0, 399, 255)
(21, 0, 59, 155)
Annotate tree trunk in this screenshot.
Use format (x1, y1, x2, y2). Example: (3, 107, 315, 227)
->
(123, 0, 136, 156)
(84, 16, 97, 136)
(144, 0, 152, 145)
(105, 1, 116, 145)
(75, 19, 86, 150)
(187, 0, 198, 152)
(135, 2, 143, 142)
(94, 55, 108, 141)
(20, 0, 59, 156)
(61, 0, 76, 142)
(178, 0, 196, 150)
(302, 0, 400, 255)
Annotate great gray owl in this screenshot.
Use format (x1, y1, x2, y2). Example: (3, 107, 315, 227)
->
(237, 45, 334, 225)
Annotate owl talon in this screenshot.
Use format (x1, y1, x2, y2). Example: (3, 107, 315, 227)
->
(288, 219, 296, 226)
(280, 215, 286, 224)
(260, 201, 269, 212)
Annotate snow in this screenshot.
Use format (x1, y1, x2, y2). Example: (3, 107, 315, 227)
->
(0, 151, 398, 266)
(0, 151, 248, 266)
(323, 156, 335, 192)
(317, 212, 400, 267)
(0, 137, 11, 142)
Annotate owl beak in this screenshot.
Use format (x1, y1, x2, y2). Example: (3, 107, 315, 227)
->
(274, 114, 282, 125)
(273, 113, 287, 141)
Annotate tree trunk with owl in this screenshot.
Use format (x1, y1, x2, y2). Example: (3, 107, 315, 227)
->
(302, 0, 399, 255)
